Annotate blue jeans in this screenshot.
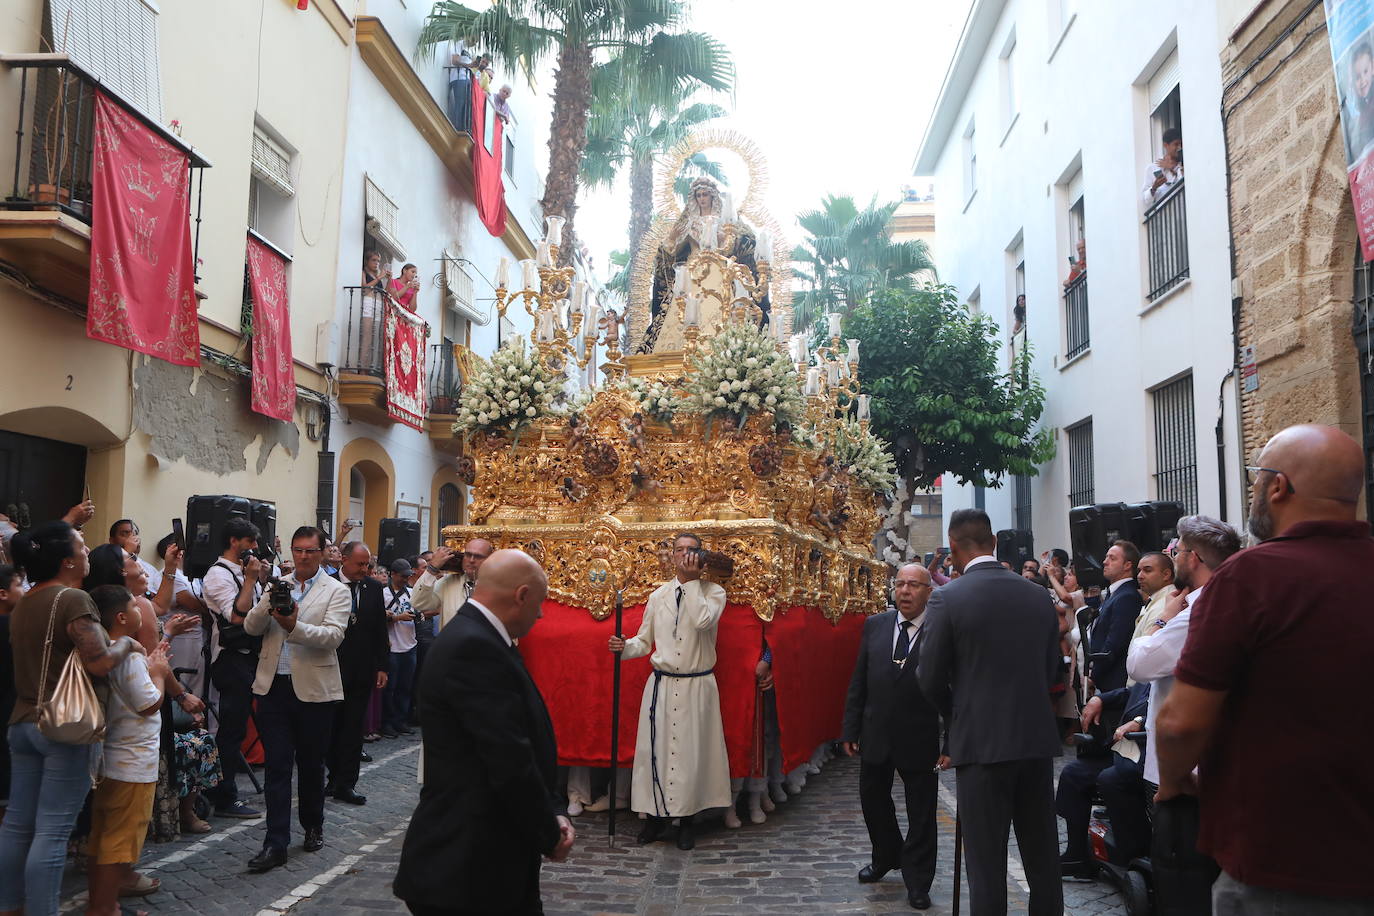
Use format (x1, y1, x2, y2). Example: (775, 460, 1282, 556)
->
(383, 648, 417, 732)
(0, 722, 97, 916)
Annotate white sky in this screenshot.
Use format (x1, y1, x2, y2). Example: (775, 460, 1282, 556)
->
(557, 0, 975, 278)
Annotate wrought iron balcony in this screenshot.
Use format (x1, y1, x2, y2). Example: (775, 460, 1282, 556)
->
(0, 53, 209, 304)
(427, 341, 463, 415)
(1145, 180, 1189, 301)
(1064, 273, 1090, 360)
(336, 284, 391, 425)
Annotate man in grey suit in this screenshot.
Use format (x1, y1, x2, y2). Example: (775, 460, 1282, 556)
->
(917, 508, 1063, 916)
(843, 562, 949, 910)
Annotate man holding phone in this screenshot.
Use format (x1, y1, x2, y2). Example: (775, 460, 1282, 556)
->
(608, 532, 731, 851)
(242, 526, 351, 873)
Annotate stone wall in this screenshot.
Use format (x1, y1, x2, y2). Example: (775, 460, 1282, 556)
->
(1223, 0, 1367, 480)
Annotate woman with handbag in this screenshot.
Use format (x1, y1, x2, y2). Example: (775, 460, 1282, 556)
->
(0, 520, 143, 916)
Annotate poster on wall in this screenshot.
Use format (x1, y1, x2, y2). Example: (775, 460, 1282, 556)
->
(1327, 0, 1374, 258)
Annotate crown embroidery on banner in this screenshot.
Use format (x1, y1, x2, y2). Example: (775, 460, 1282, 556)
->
(122, 161, 158, 201)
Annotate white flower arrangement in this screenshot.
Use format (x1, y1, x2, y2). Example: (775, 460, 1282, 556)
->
(625, 376, 682, 424)
(452, 340, 557, 436)
(683, 322, 805, 429)
(832, 417, 898, 495)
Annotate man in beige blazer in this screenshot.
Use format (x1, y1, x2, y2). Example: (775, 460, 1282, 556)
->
(242, 525, 351, 873)
(411, 537, 492, 631)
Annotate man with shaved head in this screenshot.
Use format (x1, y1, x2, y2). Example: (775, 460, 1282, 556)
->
(1157, 424, 1374, 911)
(841, 563, 947, 910)
(395, 548, 573, 915)
(412, 537, 493, 631)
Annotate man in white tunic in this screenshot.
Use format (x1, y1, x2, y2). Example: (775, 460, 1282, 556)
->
(608, 532, 730, 850)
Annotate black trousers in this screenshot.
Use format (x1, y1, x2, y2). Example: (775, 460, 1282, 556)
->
(1152, 794, 1219, 916)
(1055, 753, 1112, 861)
(257, 674, 335, 851)
(1097, 754, 1149, 864)
(858, 757, 937, 893)
(956, 758, 1063, 916)
(327, 674, 373, 792)
(206, 650, 257, 806)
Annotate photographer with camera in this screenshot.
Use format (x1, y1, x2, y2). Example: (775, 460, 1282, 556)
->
(412, 538, 492, 632)
(202, 518, 264, 820)
(242, 526, 351, 873)
(381, 558, 418, 740)
(607, 532, 730, 852)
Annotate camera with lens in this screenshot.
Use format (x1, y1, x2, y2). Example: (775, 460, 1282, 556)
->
(267, 578, 293, 614)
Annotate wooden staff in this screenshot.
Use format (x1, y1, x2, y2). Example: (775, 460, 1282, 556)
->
(608, 588, 624, 843)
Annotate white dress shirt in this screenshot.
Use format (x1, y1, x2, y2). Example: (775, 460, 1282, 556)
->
(1141, 161, 1183, 205)
(1126, 584, 1203, 785)
(892, 609, 926, 658)
(469, 598, 511, 647)
(203, 557, 258, 662)
(963, 554, 999, 571)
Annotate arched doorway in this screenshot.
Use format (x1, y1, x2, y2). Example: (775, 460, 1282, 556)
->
(429, 466, 466, 548)
(336, 438, 396, 551)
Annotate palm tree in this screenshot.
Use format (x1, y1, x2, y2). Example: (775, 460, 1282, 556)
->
(581, 81, 727, 258)
(791, 194, 935, 332)
(418, 0, 733, 265)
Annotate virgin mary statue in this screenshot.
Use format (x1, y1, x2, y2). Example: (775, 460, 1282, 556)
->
(636, 177, 771, 354)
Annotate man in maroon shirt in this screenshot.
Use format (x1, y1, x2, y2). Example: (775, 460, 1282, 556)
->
(1156, 424, 1374, 912)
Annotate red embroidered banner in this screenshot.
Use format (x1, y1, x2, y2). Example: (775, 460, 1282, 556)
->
(245, 234, 295, 422)
(86, 91, 199, 365)
(471, 80, 507, 237)
(385, 302, 426, 430)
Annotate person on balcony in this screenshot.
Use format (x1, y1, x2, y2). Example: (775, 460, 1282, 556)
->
(447, 50, 474, 132)
(1142, 127, 1183, 206)
(1063, 239, 1086, 290)
(491, 85, 516, 126)
(388, 264, 421, 313)
(360, 251, 391, 371)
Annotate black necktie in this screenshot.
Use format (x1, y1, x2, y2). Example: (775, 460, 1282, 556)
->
(893, 619, 913, 664)
(673, 585, 683, 638)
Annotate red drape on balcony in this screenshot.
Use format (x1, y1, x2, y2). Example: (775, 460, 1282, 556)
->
(471, 81, 507, 237)
(245, 233, 295, 422)
(385, 302, 426, 430)
(513, 600, 865, 780)
(86, 90, 200, 366)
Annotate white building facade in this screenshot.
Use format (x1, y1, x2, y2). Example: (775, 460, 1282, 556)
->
(328, 1, 544, 554)
(915, 0, 1246, 553)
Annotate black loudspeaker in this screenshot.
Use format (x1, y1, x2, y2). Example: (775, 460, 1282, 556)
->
(1152, 501, 1184, 547)
(1069, 504, 1106, 588)
(185, 495, 252, 580)
(1125, 502, 1157, 552)
(378, 517, 421, 568)
(996, 529, 1035, 568)
(249, 500, 277, 562)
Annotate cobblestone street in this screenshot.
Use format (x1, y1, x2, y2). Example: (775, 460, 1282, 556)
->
(58, 735, 1125, 915)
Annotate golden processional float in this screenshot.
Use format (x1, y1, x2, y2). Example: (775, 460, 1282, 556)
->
(441, 130, 894, 777)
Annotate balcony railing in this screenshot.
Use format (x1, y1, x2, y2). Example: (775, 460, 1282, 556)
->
(339, 285, 387, 376)
(428, 341, 463, 414)
(1145, 180, 1189, 301)
(2, 54, 209, 271)
(1064, 272, 1090, 359)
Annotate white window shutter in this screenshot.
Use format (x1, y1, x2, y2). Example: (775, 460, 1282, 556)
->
(251, 129, 295, 198)
(364, 175, 407, 261)
(48, 0, 162, 119)
(1148, 50, 1180, 114)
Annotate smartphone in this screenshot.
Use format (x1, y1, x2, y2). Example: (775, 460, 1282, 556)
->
(172, 518, 185, 550)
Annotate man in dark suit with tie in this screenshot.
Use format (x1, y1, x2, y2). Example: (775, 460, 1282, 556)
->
(842, 562, 947, 910)
(326, 541, 390, 804)
(394, 549, 573, 916)
(1086, 540, 1143, 694)
(917, 508, 1063, 916)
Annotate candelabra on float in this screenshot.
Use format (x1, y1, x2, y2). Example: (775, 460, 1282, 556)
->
(790, 311, 870, 443)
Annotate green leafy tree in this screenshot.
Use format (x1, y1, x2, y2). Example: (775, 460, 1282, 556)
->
(792, 194, 935, 332)
(418, 0, 733, 264)
(581, 79, 727, 257)
(844, 285, 1055, 501)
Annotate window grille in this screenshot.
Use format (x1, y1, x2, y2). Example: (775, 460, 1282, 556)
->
(1152, 375, 1198, 513)
(1014, 474, 1033, 531)
(1067, 420, 1094, 507)
(1353, 246, 1374, 522)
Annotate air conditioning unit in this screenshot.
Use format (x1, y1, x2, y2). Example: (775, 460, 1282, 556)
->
(315, 320, 340, 368)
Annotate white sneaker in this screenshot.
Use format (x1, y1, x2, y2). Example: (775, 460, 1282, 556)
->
(723, 807, 741, 829)
(783, 777, 803, 796)
(770, 783, 789, 805)
(567, 799, 584, 817)
(760, 792, 776, 812)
